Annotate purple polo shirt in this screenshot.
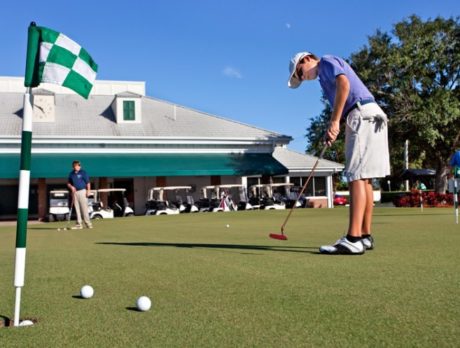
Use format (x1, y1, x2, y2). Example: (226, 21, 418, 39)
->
(318, 55, 374, 118)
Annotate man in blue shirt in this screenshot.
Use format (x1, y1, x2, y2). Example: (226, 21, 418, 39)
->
(67, 160, 93, 229)
(288, 52, 390, 255)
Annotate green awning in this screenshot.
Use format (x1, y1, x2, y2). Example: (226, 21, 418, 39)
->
(0, 153, 288, 179)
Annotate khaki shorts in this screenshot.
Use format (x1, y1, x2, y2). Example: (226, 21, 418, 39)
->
(343, 102, 390, 182)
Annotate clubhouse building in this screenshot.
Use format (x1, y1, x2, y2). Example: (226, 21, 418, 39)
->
(0, 77, 344, 220)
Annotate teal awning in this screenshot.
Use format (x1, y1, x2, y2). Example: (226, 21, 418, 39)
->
(0, 153, 288, 179)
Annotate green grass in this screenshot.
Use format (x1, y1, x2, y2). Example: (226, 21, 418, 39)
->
(0, 208, 459, 347)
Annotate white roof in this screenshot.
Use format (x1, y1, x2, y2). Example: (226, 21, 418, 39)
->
(0, 79, 290, 143)
(273, 147, 344, 172)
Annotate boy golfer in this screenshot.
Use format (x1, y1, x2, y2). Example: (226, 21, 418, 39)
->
(288, 52, 390, 254)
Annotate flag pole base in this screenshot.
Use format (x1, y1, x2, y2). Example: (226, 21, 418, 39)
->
(13, 287, 22, 327)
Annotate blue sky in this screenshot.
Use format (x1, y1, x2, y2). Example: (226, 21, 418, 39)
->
(1, 0, 458, 152)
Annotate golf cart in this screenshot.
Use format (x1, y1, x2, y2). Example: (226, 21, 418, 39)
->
(48, 190, 71, 222)
(145, 186, 197, 215)
(284, 185, 308, 208)
(196, 185, 240, 212)
(89, 188, 134, 219)
(169, 186, 199, 213)
(217, 184, 253, 211)
(249, 183, 290, 210)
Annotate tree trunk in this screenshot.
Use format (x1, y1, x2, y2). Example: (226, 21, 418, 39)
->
(435, 161, 449, 193)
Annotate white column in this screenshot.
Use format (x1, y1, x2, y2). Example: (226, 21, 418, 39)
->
(326, 175, 333, 208)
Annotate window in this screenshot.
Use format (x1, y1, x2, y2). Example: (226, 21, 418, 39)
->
(123, 100, 135, 121)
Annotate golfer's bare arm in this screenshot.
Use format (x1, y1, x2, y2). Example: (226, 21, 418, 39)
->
(326, 74, 350, 144)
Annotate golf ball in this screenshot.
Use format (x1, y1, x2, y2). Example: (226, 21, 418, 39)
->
(80, 285, 94, 299)
(57, 228, 61, 231)
(226, 224, 230, 228)
(136, 296, 151, 311)
(18, 320, 34, 327)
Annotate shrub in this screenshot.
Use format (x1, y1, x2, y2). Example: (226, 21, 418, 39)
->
(393, 191, 454, 207)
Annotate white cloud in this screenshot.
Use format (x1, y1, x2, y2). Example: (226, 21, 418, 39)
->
(286, 23, 291, 29)
(222, 66, 243, 79)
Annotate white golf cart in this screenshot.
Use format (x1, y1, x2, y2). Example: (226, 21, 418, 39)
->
(196, 185, 244, 212)
(48, 190, 71, 222)
(170, 186, 199, 213)
(145, 186, 197, 215)
(215, 184, 253, 211)
(89, 188, 134, 219)
(249, 183, 292, 210)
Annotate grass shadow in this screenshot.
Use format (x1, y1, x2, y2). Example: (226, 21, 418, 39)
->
(126, 307, 141, 312)
(375, 212, 453, 217)
(28, 226, 67, 231)
(97, 242, 319, 254)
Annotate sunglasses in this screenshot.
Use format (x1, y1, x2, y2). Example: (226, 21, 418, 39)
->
(295, 58, 306, 79)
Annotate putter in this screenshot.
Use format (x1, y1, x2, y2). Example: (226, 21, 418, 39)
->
(58, 198, 74, 231)
(269, 145, 328, 240)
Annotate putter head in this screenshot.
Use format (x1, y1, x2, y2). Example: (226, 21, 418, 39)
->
(269, 233, 288, 241)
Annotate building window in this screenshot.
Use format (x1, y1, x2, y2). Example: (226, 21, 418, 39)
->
(123, 100, 135, 121)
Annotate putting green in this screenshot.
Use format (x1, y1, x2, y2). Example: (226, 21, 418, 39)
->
(0, 208, 458, 347)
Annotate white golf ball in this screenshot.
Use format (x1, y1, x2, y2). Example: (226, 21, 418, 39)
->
(80, 285, 94, 299)
(57, 228, 61, 231)
(226, 224, 230, 228)
(136, 296, 151, 311)
(19, 320, 34, 327)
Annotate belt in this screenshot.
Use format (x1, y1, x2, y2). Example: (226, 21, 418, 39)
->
(344, 99, 375, 118)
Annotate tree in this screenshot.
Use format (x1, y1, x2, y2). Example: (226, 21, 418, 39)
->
(306, 15, 460, 192)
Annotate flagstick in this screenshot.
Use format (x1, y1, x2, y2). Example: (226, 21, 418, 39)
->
(454, 179, 458, 225)
(419, 189, 423, 212)
(13, 88, 33, 327)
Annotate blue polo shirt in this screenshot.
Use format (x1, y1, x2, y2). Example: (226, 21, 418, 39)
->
(68, 169, 90, 190)
(318, 55, 374, 118)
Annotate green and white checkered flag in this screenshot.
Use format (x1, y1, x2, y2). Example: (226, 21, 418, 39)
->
(13, 22, 97, 327)
(24, 23, 98, 98)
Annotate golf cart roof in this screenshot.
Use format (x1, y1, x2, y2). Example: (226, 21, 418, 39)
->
(50, 190, 69, 195)
(202, 184, 244, 189)
(150, 186, 192, 191)
(250, 183, 293, 188)
(97, 188, 127, 193)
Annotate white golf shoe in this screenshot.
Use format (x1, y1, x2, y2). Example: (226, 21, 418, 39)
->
(361, 235, 374, 250)
(319, 236, 365, 255)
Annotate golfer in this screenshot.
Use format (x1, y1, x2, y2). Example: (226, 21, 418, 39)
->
(67, 160, 93, 229)
(288, 52, 390, 255)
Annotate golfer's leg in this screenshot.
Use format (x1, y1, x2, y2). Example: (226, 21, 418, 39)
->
(80, 191, 92, 228)
(74, 192, 82, 225)
(348, 179, 366, 237)
(362, 179, 374, 234)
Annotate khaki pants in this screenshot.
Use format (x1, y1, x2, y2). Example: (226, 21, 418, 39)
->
(73, 190, 92, 228)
